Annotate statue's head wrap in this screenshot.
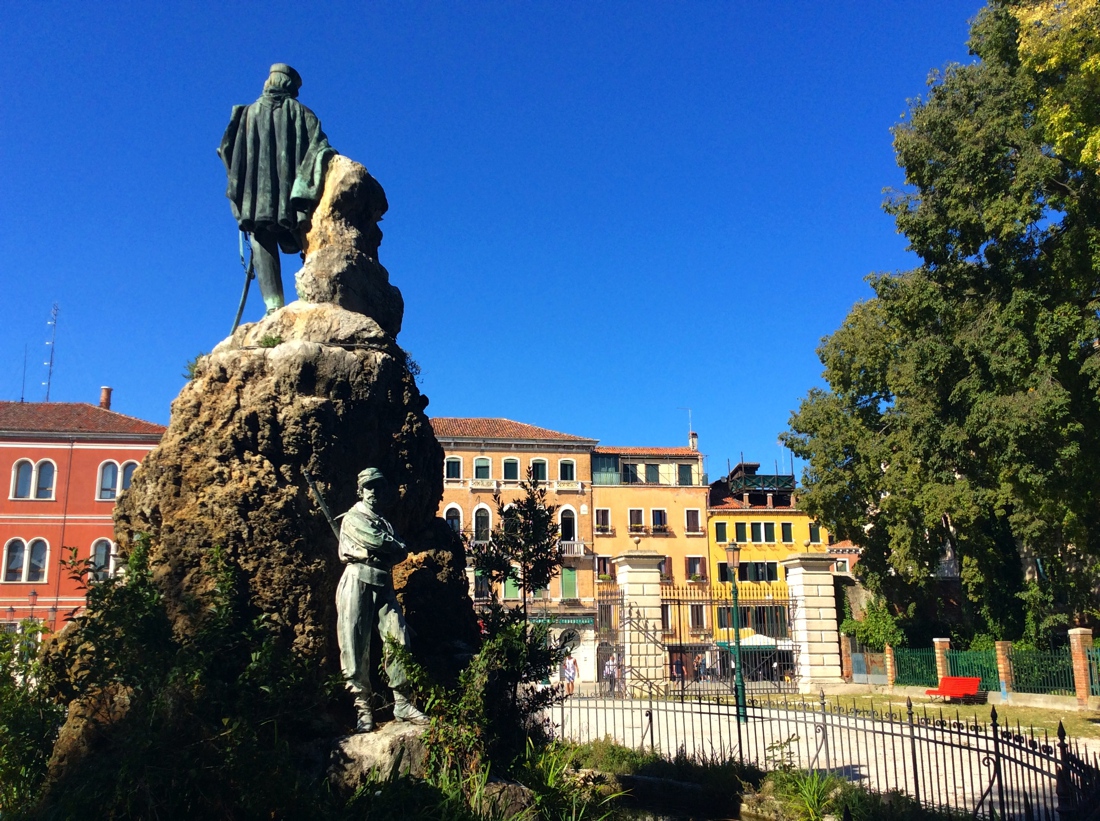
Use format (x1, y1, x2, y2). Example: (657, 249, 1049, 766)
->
(264, 63, 302, 97)
(357, 467, 386, 489)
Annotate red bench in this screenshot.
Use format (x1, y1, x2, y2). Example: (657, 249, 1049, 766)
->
(925, 676, 982, 703)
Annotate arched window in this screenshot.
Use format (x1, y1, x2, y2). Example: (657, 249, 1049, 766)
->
(98, 462, 119, 500)
(35, 461, 55, 499)
(91, 539, 115, 582)
(474, 457, 491, 480)
(27, 540, 47, 583)
(530, 459, 548, 483)
(560, 509, 576, 542)
(3, 540, 25, 582)
(121, 462, 138, 491)
(502, 458, 519, 481)
(12, 461, 33, 499)
(445, 507, 462, 533)
(474, 508, 491, 542)
(559, 460, 576, 481)
(2, 538, 47, 583)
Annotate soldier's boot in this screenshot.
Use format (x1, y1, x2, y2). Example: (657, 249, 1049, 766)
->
(353, 695, 375, 733)
(393, 692, 428, 725)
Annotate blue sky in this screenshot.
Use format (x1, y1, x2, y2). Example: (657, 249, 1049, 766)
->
(0, 1, 978, 481)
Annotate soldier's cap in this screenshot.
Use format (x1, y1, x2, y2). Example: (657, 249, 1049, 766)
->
(357, 467, 386, 489)
(269, 63, 302, 90)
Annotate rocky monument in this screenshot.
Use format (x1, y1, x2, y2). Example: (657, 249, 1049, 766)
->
(47, 67, 477, 786)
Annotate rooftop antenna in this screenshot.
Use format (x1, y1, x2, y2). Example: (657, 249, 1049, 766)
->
(20, 345, 27, 402)
(42, 303, 58, 402)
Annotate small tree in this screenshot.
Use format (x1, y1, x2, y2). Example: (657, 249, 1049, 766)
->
(468, 471, 562, 622)
(458, 471, 567, 765)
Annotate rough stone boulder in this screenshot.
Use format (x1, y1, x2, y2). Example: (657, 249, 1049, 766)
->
(114, 300, 477, 672)
(295, 155, 404, 337)
(329, 723, 430, 790)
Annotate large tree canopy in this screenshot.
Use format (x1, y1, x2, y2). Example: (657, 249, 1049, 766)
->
(784, 1, 1100, 643)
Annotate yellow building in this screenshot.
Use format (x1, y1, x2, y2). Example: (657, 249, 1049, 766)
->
(589, 438, 709, 584)
(706, 461, 830, 595)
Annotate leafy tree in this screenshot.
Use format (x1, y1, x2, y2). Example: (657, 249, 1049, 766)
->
(784, 1, 1100, 642)
(1012, 0, 1100, 170)
(457, 472, 567, 767)
(0, 621, 63, 815)
(840, 598, 907, 652)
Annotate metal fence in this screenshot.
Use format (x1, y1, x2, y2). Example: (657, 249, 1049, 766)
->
(948, 649, 999, 692)
(894, 647, 938, 687)
(553, 691, 1100, 820)
(1089, 648, 1100, 698)
(595, 583, 800, 696)
(1010, 647, 1076, 696)
(851, 652, 887, 685)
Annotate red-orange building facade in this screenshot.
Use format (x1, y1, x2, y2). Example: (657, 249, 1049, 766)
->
(0, 396, 164, 628)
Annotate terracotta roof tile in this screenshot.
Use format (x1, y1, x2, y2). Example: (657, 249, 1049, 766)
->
(0, 402, 166, 437)
(430, 417, 596, 443)
(593, 446, 699, 457)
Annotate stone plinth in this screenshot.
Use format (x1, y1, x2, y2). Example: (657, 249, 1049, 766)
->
(780, 554, 843, 689)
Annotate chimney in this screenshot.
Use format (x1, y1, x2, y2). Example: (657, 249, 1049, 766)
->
(99, 386, 112, 410)
(688, 431, 698, 451)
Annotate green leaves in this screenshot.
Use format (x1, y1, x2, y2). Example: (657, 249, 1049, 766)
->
(787, 0, 1100, 643)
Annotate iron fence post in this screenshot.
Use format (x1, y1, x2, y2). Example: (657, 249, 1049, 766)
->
(818, 688, 831, 773)
(1055, 721, 1075, 820)
(906, 697, 920, 801)
(991, 705, 1007, 821)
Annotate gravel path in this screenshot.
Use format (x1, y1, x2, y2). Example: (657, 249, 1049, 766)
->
(554, 696, 1098, 819)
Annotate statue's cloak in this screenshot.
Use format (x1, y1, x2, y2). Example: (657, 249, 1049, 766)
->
(218, 90, 337, 252)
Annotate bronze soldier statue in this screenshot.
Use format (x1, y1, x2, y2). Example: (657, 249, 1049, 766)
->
(218, 64, 336, 316)
(336, 468, 428, 733)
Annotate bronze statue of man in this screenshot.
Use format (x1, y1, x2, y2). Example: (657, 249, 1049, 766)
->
(336, 467, 428, 733)
(218, 64, 336, 315)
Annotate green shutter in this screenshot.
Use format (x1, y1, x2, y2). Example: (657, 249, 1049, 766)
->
(735, 522, 747, 542)
(715, 522, 727, 542)
(504, 577, 520, 599)
(561, 567, 577, 599)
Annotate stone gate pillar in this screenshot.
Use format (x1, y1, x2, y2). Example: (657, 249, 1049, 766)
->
(781, 554, 843, 690)
(613, 551, 666, 695)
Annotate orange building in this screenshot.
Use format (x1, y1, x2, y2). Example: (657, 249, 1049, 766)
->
(0, 392, 164, 629)
(431, 417, 599, 609)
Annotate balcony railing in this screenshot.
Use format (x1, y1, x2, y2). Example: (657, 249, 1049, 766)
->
(560, 541, 586, 557)
(595, 525, 615, 537)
